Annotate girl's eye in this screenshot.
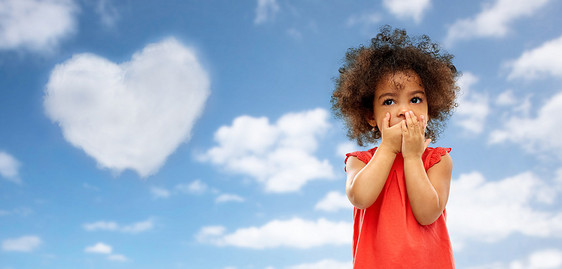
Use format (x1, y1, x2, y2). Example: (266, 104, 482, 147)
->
(411, 97, 423, 104)
(383, 99, 395, 105)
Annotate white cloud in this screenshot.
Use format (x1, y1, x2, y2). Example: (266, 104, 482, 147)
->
(0, 151, 21, 183)
(150, 186, 171, 199)
(85, 242, 129, 262)
(447, 171, 562, 250)
(85, 242, 112, 254)
(445, 0, 552, 45)
(44, 38, 210, 177)
(315, 191, 353, 212)
(454, 72, 489, 134)
(469, 248, 562, 269)
(506, 35, 562, 80)
(196, 218, 351, 249)
(1, 235, 41, 252)
(286, 259, 352, 269)
(0, 0, 78, 52)
(83, 218, 154, 233)
(175, 179, 208, 194)
(84, 221, 118, 231)
(215, 194, 245, 203)
(490, 90, 562, 159)
(200, 108, 335, 193)
(382, 0, 430, 23)
(254, 0, 279, 24)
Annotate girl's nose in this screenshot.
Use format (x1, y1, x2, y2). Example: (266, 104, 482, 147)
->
(398, 105, 410, 118)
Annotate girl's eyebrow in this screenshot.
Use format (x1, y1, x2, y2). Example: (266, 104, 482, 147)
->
(410, 90, 426, 96)
(377, 92, 396, 100)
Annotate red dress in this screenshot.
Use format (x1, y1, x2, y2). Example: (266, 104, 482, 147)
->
(345, 147, 455, 269)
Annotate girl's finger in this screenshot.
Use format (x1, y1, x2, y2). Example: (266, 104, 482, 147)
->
(383, 112, 390, 129)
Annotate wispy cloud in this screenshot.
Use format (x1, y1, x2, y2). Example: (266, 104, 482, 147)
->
(254, 0, 280, 25)
(506, 35, 562, 80)
(200, 108, 335, 192)
(1, 235, 41, 252)
(150, 186, 171, 199)
(382, 0, 431, 23)
(175, 179, 208, 195)
(95, 0, 119, 27)
(0, 151, 21, 183)
(453, 72, 489, 135)
(44, 38, 210, 177)
(83, 218, 154, 234)
(196, 218, 351, 249)
(0, 0, 78, 53)
(445, 0, 553, 45)
(215, 194, 244, 204)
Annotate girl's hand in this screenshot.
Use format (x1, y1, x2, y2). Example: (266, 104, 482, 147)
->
(379, 113, 403, 154)
(401, 111, 431, 159)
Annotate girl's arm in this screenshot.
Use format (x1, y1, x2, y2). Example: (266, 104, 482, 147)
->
(402, 111, 453, 225)
(346, 113, 402, 209)
(345, 146, 396, 209)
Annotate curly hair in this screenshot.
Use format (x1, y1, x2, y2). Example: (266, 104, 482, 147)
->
(331, 25, 460, 146)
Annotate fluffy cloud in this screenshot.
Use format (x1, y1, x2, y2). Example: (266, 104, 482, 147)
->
(254, 0, 279, 24)
(445, 0, 552, 45)
(382, 0, 431, 23)
(447, 171, 562, 250)
(196, 218, 351, 249)
(506, 35, 562, 80)
(83, 218, 154, 233)
(200, 108, 335, 193)
(44, 38, 210, 177)
(85, 242, 112, 254)
(0, 151, 20, 183)
(85, 242, 129, 262)
(286, 259, 352, 269)
(1, 235, 41, 252)
(489, 90, 562, 159)
(315, 191, 353, 212)
(0, 0, 78, 52)
(453, 72, 489, 134)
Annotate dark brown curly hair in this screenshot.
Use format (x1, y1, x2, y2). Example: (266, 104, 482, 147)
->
(331, 25, 460, 146)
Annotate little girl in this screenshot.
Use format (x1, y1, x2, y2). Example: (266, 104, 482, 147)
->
(331, 26, 459, 268)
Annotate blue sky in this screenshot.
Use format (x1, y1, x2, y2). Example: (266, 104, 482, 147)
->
(1, 0, 562, 268)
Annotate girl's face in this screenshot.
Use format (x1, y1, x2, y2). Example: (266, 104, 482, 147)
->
(367, 70, 429, 129)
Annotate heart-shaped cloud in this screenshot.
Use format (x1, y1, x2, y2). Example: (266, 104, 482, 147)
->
(44, 38, 210, 177)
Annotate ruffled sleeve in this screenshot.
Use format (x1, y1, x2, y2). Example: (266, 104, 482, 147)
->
(423, 147, 451, 170)
(344, 148, 377, 172)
